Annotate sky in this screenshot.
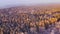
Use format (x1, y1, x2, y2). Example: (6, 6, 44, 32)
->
(0, 0, 60, 8)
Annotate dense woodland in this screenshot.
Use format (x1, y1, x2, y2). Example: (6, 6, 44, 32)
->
(0, 7, 60, 34)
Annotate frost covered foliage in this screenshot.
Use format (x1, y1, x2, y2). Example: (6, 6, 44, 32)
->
(0, 7, 60, 34)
